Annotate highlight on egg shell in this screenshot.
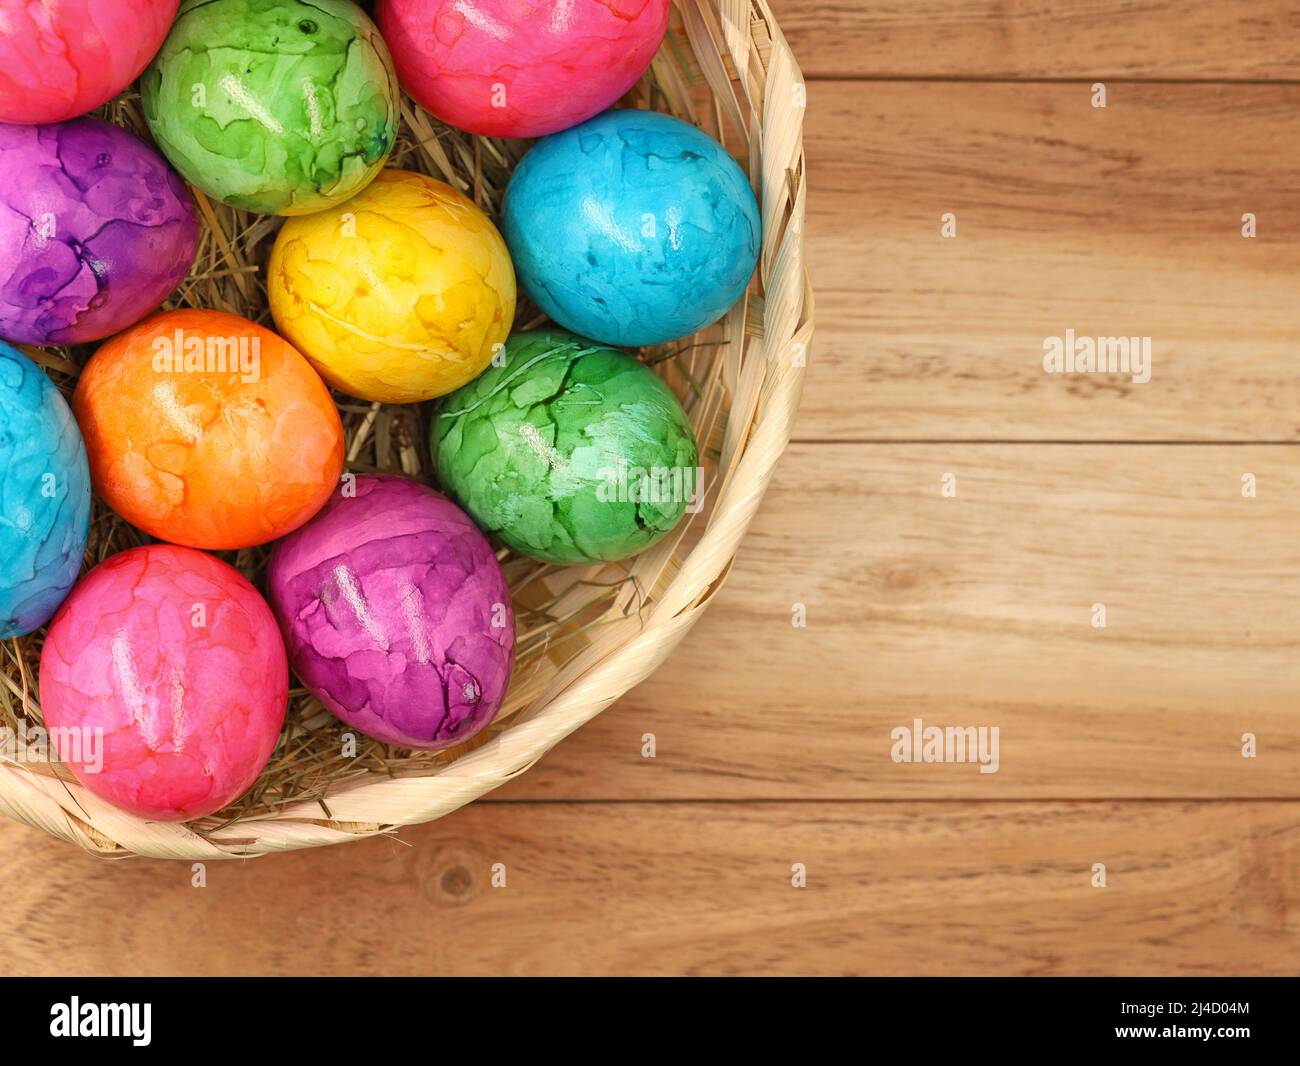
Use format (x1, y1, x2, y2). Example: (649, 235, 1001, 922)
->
(0, 0, 180, 125)
(141, 0, 400, 216)
(0, 342, 91, 639)
(266, 475, 515, 751)
(73, 309, 345, 551)
(502, 108, 761, 348)
(38, 544, 289, 822)
(433, 329, 700, 564)
(268, 168, 516, 404)
(376, 0, 669, 138)
(0, 117, 199, 346)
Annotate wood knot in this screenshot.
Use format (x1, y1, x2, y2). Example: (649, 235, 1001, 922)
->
(418, 843, 483, 908)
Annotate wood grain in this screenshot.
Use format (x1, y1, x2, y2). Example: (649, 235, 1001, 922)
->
(496, 443, 1300, 800)
(4, 799, 1295, 976)
(778, 1, 1300, 80)
(802, 81, 1300, 442)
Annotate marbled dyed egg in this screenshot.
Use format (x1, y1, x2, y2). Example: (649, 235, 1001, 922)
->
(433, 329, 699, 564)
(39, 544, 288, 821)
(0, 117, 198, 346)
(267, 475, 515, 750)
(502, 109, 760, 347)
(141, 0, 399, 215)
(376, 0, 669, 138)
(0, 342, 90, 638)
(268, 169, 516, 404)
(73, 309, 344, 550)
(0, 1, 179, 125)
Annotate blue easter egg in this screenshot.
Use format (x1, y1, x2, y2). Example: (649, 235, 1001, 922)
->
(0, 341, 91, 638)
(502, 109, 760, 347)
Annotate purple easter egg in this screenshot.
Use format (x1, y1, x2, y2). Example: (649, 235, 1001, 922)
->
(0, 116, 198, 346)
(267, 474, 516, 750)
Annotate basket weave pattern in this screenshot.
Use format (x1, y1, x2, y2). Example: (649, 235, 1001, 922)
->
(0, 0, 812, 858)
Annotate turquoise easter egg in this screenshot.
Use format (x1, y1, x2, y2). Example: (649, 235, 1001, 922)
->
(0, 342, 91, 637)
(501, 109, 761, 347)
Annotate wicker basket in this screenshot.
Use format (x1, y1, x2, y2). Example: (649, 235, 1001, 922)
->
(0, 0, 812, 859)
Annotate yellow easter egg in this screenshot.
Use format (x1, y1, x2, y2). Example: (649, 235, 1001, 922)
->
(268, 169, 516, 403)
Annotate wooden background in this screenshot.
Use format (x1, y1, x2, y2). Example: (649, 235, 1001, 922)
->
(3, 0, 1299, 976)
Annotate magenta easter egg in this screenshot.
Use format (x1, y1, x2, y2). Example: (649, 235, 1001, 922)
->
(0, 1, 181, 125)
(39, 545, 288, 822)
(376, 0, 669, 138)
(267, 475, 515, 750)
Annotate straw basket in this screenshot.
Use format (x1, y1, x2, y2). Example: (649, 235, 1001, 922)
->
(0, 0, 812, 859)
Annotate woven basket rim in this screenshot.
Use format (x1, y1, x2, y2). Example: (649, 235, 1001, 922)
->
(0, 0, 813, 859)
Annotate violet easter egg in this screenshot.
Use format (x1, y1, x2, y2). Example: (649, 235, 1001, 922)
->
(267, 475, 515, 751)
(39, 544, 289, 821)
(0, 341, 91, 638)
(0, 1, 179, 125)
(502, 109, 761, 347)
(73, 309, 345, 551)
(376, 0, 669, 138)
(0, 117, 199, 346)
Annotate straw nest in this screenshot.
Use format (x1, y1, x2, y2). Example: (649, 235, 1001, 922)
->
(0, 0, 812, 858)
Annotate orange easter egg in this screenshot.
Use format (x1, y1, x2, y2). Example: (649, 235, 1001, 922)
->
(74, 309, 344, 550)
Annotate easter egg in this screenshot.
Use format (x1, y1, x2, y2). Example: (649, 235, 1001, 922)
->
(502, 109, 760, 347)
(73, 309, 344, 550)
(376, 0, 669, 138)
(0, 1, 179, 125)
(39, 544, 288, 821)
(268, 169, 516, 404)
(141, 0, 399, 215)
(267, 475, 515, 750)
(0, 117, 198, 346)
(0, 342, 90, 638)
(433, 329, 698, 564)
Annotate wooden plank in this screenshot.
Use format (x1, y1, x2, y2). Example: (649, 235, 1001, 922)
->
(776, 0, 1300, 81)
(497, 444, 1300, 800)
(801, 81, 1300, 441)
(2, 799, 1296, 975)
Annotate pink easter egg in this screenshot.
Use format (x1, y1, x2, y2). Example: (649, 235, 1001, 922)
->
(0, 1, 181, 125)
(376, 0, 669, 138)
(39, 544, 288, 822)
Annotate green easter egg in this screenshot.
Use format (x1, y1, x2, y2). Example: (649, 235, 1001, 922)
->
(433, 330, 700, 565)
(141, 0, 399, 216)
